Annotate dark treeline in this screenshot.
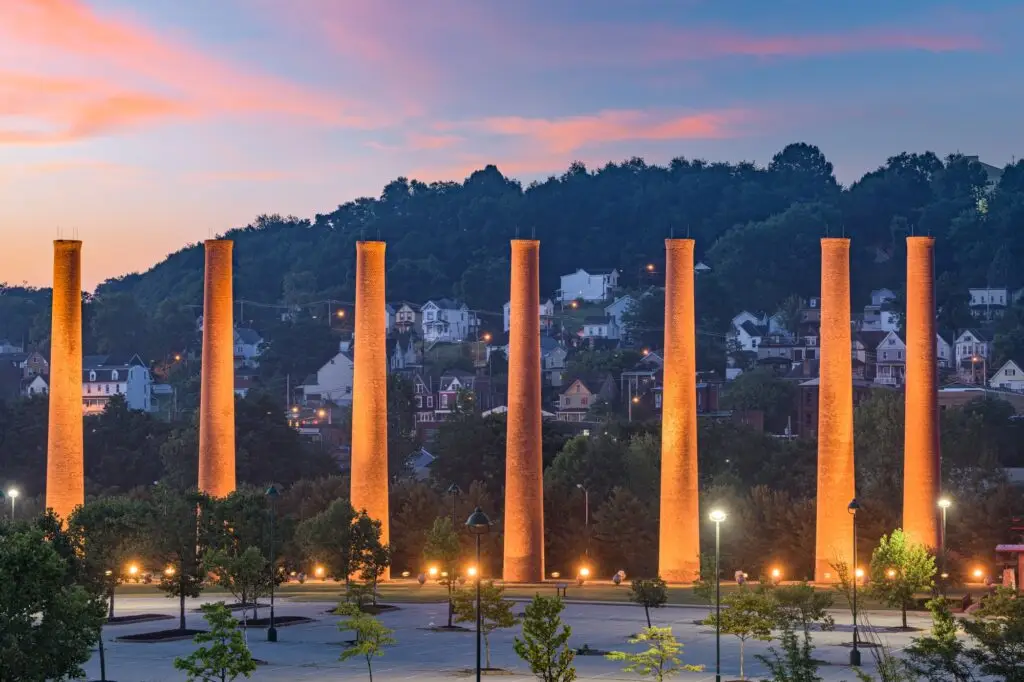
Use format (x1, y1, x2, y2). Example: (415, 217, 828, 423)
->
(3, 145, 1024, 375)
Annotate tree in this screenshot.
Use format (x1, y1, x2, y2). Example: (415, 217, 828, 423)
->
(772, 582, 835, 632)
(144, 486, 217, 630)
(452, 581, 518, 669)
(704, 586, 777, 679)
(68, 496, 146, 619)
(423, 516, 463, 627)
(336, 602, 396, 682)
(606, 627, 703, 682)
(513, 595, 577, 682)
(961, 587, 1024, 682)
(174, 602, 257, 682)
(756, 623, 822, 682)
(902, 598, 974, 682)
(629, 577, 668, 628)
(205, 547, 272, 634)
(720, 367, 797, 434)
(294, 498, 363, 589)
(0, 520, 105, 682)
(692, 553, 717, 618)
(868, 529, 936, 629)
(359, 539, 391, 606)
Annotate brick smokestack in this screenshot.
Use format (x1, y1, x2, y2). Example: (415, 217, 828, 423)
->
(46, 240, 85, 522)
(198, 239, 236, 497)
(350, 241, 390, 579)
(659, 239, 701, 582)
(903, 236, 940, 548)
(815, 238, 855, 583)
(503, 239, 544, 582)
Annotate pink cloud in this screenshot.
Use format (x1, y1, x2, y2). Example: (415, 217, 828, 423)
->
(0, 0, 377, 144)
(452, 109, 750, 155)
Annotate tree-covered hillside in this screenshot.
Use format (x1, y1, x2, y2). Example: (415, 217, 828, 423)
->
(3, 143, 1024, 365)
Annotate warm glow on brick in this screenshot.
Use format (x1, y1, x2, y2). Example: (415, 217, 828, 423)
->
(350, 241, 390, 580)
(198, 240, 236, 498)
(46, 240, 85, 522)
(504, 240, 545, 582)
(904, 237, 940, 548)
(815, 238, 855, 583)
(659, 239, 700, 582)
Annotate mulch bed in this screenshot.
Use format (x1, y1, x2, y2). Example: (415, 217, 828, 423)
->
(575, 645, 611, 656)
(243, 616, 314, 628)
(324, 604, 401, 616)
(105, 614, 175, 626)
(419, 625, 472, 632)
(190, 602, 259, 613)
(116, 628, 206, 643)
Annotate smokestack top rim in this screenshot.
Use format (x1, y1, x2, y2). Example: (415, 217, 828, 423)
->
(510, 239, 540, 248)
(54, 239, 83, 248)
(906, 235, 936, 246)
(356, 240, 387, 250)
(820, 237, 851, 246)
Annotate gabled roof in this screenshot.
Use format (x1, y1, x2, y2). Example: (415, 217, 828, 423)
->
(957, 328, 992, 343)
(740, 321, 768, 337)
(583, 315, 613, 325)
(423, 298, 466, 311)
(539, 336, 560, 355)
(855, 331, 889, 349)
(235, 327, 262, 345)
(993, 359, 1024, 375)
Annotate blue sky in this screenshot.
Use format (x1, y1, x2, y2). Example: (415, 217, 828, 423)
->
(0, 0, 1019, 287)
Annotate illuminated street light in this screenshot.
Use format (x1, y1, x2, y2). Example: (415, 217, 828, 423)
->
(887, 569, 896, 578)
(467, 566, 478, 578)
(646, 263, 655, 272)
(709, 509, 727, 682)
(6, 488, 17, 519)
(848, 498, 862, 666)
(164, 565, 176, 577)
(336, 309, 345, 318)
(481, 332, 492, 343)
(855, 567, 865, 579)
(938, 497, 952, 596)
(973, 568, 984, 580)
(315, 565, 326, 579)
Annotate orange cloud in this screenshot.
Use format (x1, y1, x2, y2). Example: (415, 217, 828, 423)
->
(0, 0, 376, 144)
(451, 109, 749, 155)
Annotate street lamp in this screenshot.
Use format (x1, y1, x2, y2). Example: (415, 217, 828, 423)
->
(576, 483, 590, 557)
(848, 498, 861, 666)
(466, 507, 491, 682)
(629, 395, 640, 422)
(709, 509, 727, 682)
(7, 488, 17, 519)
(266, 484, 280, 642)
(938, 497, 951, 596)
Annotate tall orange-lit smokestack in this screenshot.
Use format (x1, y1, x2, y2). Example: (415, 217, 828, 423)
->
(903, 236, 940, 548)
(504, 239, 544, 582)
(350, 241, 390, 579)
(659, 238, 700, 583)
(198, 239, 236, 498)
(46, 240, 84, 522)
(815, 238, 855, 583)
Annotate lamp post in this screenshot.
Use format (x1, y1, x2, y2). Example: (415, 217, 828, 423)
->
(629, 395, 639, 422)
(848, 498, 861, 667)
(709, 509, 727, 682)
(447, 483, 462, 528)
(266, 485, 280, 642)
(466, 507, 491, 682)
(7, 488, 17, 520)
(938, 497, 951, 596)
(576, 483, 590, 557)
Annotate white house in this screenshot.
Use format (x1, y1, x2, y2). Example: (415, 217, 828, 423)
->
(0, 339, 23, 354)
(502, 299, 555, 333)
(989, 360, 1024, 392)
(421, 298, 478, 343)
(862, 289, 899, 333)
(870, 289, 896, 306)
(22, 374, 48, 397)
(937, 334, 952, 369)
(558, 268, 619, 303)
(874, 331, 906, 387)
(301, 343, 354, 405)
(969, 287, 1008, 309)
(233, 328, 263, 368)
(730, 312, 768, 351)
(604, 295, 635, 328)
(394, 303, 421, 331)
(581, 316, 619, 340)
(385, 303, 396, 333)
(954, 329, 991, 366)
(82, 354, 153, 414)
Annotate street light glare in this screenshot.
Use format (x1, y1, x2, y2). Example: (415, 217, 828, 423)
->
(7, 489, 17, 499)
(938, 498, 952, 509)
(709, 510, 727, 523)
(855, 567, 864, 579)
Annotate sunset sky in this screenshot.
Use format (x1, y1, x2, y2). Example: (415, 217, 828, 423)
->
(0, 0, 1019, 289)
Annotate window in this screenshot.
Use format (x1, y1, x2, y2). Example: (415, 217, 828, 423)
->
(561, 396, 569, 407)
(105, 384, 110, 394)
(416, 396, 422, 408)
(111, 370, 118, 380)
(882, 351, 888, 360)
(897, 351, 903, 360)
(89, 371, 96, 381)
(427, 396, 434, 408)
(441, 394, 449, 408)
(580, 397, 588, 406)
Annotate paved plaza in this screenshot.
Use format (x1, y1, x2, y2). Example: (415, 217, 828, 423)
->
(85, 595, 932, 681)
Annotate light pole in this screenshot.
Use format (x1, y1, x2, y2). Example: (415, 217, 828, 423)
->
(266, 485, 279, 642)
(629, 395, 639, 422)
(576, 483, 590, 557)
(447, 483, 462, 528)
(848, 498, 861, 667)
(466, 507, 491, 682)
(7, 488, 17, 519)
(938, 497, 951, 596)
(709, 509, 727, 682)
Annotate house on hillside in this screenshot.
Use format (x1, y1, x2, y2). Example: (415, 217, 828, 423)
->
(436, 371, 478, 417)
(0, 350, 48, 378)
(558, 268, 619, 303)
(581, 316, 619, 340)
(874, 331, 906, 387)
(969, 288, 1009, 320)
(421, 299, 478, 343)
(502, 299, 555, 333)
(0, 339, 23, 354)
(937, 334, 952, 369)
(388, 332, 421, 372)
(301, 343, 354, 405)
(22, 374, 48, 398)
(82, 354, 153, 414)
(233, 328, 263, 368)
(411, 373, 436, 426)
(862, 288, 899, 332)
(541, 337, 568, 388)
(394, 303, 421, 332)
(989, 360, 1024, 392)
(385, 303, 396, 333)
(604, 295, 635, 328)
(954, 329, 992, 367)
(556, 376, 616, 422)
